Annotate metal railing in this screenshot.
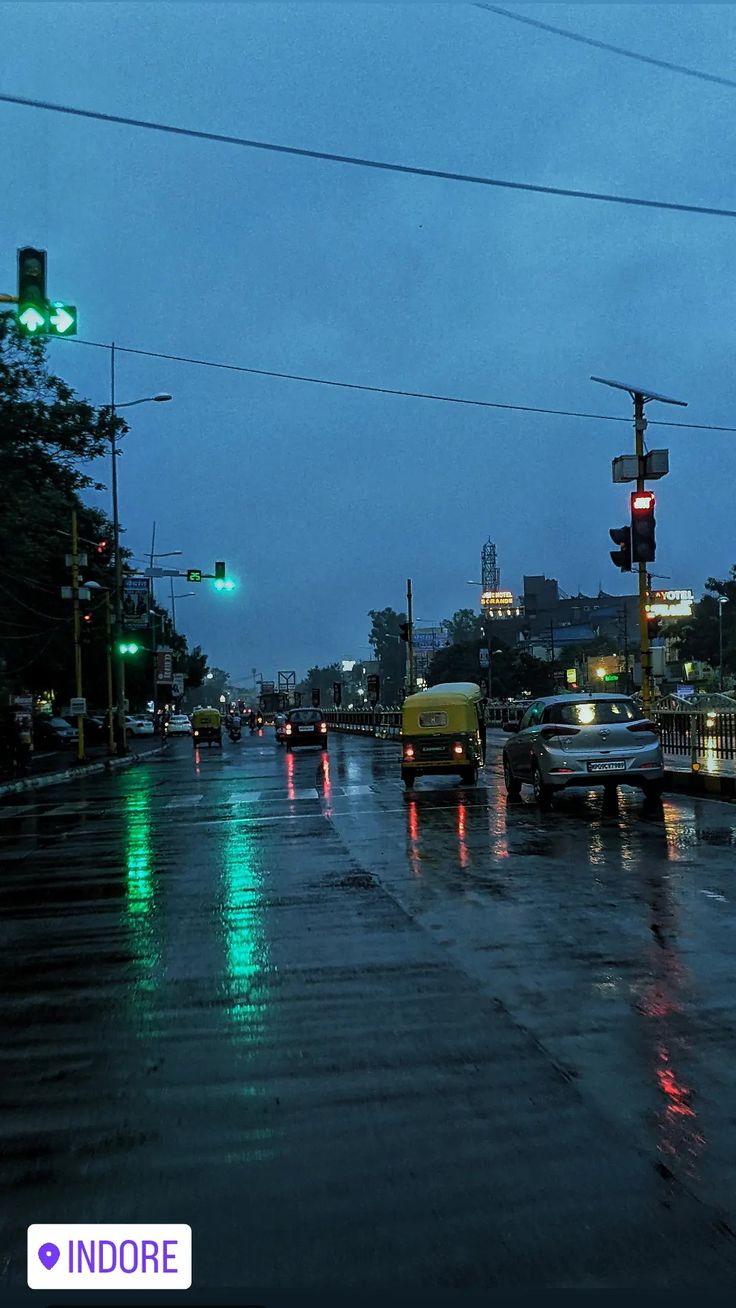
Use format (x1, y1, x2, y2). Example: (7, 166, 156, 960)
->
(323, 705, 736, 761)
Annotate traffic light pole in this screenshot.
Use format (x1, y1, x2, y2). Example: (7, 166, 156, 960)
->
(406, 578, 415, 695)
(71, 509, 86, 764)
(634, 392, 652, 717)
(110, 341, 128, 755)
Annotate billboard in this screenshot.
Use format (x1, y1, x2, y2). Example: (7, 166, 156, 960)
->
(122, 577, 150, 628)
(645, 588, 694, 619)
(413, 628, 450, 651)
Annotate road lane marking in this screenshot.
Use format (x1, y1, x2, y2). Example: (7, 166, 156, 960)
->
(165, 795, 203, 809)
(292, 787, 319, 800)
(0, 804, 39, 820)
(341, 785, 374, 795)
(228, 792, 262, 804)
(43, 801, 91, 817)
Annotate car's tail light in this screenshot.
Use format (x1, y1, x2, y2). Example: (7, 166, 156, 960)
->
(285, 724, 292, 735)
(404, 744, 414, 759)
(320, 722, 327, 733)
(453, 742, 463, 755)
(540, 724, 581, 738)
(627, 720, 658, 734)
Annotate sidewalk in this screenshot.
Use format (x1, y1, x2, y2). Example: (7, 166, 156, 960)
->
(664, 752, 736, 800)
(0, 738, 168, 798)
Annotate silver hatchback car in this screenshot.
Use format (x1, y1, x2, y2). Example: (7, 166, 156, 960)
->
(502, 693, 664, 807)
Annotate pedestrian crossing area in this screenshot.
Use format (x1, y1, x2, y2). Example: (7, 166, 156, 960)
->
(0, 783, 381, 823)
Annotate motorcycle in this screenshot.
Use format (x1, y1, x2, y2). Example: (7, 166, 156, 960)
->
(227, 723, 242, 742)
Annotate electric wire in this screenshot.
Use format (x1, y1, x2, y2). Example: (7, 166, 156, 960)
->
(474, 4, 736, 91)
(68, 336, 736, 434)
(1, 90, 736, 219)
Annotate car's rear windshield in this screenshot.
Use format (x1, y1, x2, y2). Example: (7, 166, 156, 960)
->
(546, 700, 642, 726)
(289, 710, 322, 723)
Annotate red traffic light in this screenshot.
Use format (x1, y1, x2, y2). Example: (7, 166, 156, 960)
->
(631, 491, 655, 514)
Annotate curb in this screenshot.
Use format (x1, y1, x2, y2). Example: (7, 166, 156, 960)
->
(664, 768, 736, 802)
(0, 744, 168, 798)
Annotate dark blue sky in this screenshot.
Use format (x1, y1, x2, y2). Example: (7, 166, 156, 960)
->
(2, 3, 734, 681)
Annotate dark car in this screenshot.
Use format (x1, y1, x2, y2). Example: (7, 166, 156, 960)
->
(284, 708, 328, 750)
(34, 716, 78, 749)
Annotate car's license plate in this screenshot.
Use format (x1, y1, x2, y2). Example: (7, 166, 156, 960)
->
(299, 726, 314, 733)
(587, 760, 626, 773)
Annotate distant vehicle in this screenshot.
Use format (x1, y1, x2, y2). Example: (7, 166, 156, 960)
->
(165, 714, 192, 736)
(35, 716, 77, 748)
(274, 713, 288, 744)
(502, 694, 664, 807)
(62, 714, 107, 743)
(126, 715, 155, 737)
(259, 690, 288, 724)
(283, 708, 328, 751)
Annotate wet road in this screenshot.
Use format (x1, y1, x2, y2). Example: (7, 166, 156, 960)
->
(3, 729, 736, 1291)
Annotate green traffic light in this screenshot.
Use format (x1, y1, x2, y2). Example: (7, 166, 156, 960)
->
(18, 305, 47, 334)
(118, 641, 140, 655)
(48, 303, 77, 336)
(214, 578, 235, 592)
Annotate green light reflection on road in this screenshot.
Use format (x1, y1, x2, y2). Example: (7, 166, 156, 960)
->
(123, 780, 159, 996)
(221, 819, 270, 1039)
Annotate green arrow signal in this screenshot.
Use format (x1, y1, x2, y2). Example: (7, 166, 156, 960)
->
(18, 305, 47, 334)
(48, 303, 77, 336)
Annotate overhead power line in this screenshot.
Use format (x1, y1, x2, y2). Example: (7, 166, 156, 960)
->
(68, 336, 736, 433)
(474, 4, 736, 90)
(1, 90, 736, 219)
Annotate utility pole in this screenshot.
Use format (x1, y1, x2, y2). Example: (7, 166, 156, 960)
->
(549, 621, 555, 666)
(70, 509, 86, 763)
(406, 578, 415, 695)
(103, 589, 115, 755)
(622, 600, 630, 694)
(110, 341, 127, 754)
(633, 393, 652, 716)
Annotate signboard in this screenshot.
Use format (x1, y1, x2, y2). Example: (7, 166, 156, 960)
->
(677, 683, 696, 699)
(645, 588, 694, 619)
(612, 450, 669, 483)
(367, 674, 380, 705)
(261, 681, 275, 694)
(479, 648, 490, 668)
(171, 674, 184, 697)
(566, 668, 577, 685)
(122, 577, 150, 628)
(156, 651, 173, 684)
(69, 697, 87, 716)
(9, 693, 33, 710)
(481, 590, 514, 607)
(413, 628, 450, 651)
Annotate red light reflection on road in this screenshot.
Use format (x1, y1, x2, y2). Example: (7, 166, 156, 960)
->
(285, 749, 296, 801)
(406, 797, 421, 878)
(457, 799, 469, 869)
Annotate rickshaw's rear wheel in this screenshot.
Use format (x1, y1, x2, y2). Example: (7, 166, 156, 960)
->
(401, 769, 415, 789)
(461, 766, 478, 786)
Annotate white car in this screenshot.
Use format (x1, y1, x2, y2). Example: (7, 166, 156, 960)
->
(126, 716, 155, 737)
(165, 714, 191, 736)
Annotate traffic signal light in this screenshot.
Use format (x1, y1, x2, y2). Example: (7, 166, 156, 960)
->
(332, 682, 342, 707)
(81, 612, 93, 645)
(213, 561, 234, 591)
(17, 247, 48, 335)
(399, 621, 410, 642)
(609, 526, 632, 572)
(631, 490, 656, 563)
(647, 618, 662, 642)
(95, 538, 112, 562)
(117, 640, 140, 655)
(311, 689, 321, 708)
(187, 569, 202, 583)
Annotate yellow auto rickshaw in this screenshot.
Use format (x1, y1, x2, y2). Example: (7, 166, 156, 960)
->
(191, 707, 222, 748)
(400, 682, 485, 789)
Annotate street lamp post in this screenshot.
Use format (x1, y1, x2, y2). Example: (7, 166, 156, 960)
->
(109, 339, 171, 753)
(83, 580, 115, 756)
(718, 596, 729, 691)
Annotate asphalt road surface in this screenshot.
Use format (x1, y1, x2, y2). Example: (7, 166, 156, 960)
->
(3, 728, 736, 1293)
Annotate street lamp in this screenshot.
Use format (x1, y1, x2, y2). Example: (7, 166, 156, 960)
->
(718, 596, 729, 691)
(108, 347, 172, 754)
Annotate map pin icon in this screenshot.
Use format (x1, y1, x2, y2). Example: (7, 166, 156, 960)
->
(38, 1243, 60, 1270)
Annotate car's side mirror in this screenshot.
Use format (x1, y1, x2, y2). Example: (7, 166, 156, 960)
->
(503, 721, 520, 733)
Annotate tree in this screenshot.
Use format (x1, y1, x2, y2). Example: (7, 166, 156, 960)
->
(442, 608, 485, 645)
(678, 567, 736, 678)
(428, 638, 553, 699)
(368, 607, 407, 704)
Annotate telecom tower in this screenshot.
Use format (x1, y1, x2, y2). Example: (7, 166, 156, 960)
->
(481, 538, 500, 597)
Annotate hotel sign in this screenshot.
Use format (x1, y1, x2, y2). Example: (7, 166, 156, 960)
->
(645, 588, 694, 618)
